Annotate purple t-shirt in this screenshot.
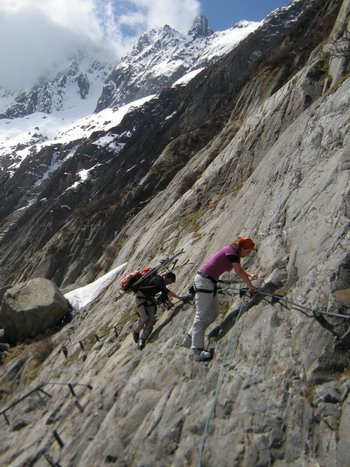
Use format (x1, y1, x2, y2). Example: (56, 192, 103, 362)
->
(200, 246, 240, 280)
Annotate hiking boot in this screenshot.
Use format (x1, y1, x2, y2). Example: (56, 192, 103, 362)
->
(133, 330, 139, 343)
(138, 338, 146, 350)
(193, 349, 213, 362)
(181, 334, 192, 348)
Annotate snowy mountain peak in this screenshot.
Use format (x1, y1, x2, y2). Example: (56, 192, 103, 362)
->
(132, 23, 184, 56)
(188, 14, 214, 39)
(0, 49, 113, 120)
(95, 17, 260, 112)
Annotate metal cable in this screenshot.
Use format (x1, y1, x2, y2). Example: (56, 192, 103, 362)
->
(218, 286, 350, 320)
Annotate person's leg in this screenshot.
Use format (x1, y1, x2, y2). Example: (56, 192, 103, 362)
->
(134, 294, 149, 336)
(140, 302, 156, 341)
(210, 291, 220, 323)
(191, 275, 215, 350)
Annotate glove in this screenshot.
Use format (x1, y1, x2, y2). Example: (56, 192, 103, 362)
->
(181, 294, 193, 303)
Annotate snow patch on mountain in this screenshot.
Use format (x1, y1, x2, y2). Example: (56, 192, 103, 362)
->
(0, 51, 113, 119)
(1, 94, 156, 176)
(199, 20, 262, 62)
(172, 68, 205, 87)
(64, 262, 128, 314)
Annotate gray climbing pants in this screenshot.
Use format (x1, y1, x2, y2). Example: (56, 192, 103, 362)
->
(188, 273, 219, 349)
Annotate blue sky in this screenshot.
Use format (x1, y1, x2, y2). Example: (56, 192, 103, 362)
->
(200, 0, 292, 31)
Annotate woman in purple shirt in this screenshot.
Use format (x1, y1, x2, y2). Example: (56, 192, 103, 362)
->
(184, 237, 258, 362)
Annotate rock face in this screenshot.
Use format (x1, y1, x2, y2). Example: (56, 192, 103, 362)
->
(0, 278, 69, 343)
(0, 0, 350, 466)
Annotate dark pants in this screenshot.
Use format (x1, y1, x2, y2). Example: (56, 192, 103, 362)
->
(134, 292, 157, 340)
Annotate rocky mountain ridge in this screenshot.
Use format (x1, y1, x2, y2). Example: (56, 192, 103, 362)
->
(0, 15, 259, 122)
(95, 15, 260, 112)
(0, 50, 112, 119)
(0, 0, 350, 465)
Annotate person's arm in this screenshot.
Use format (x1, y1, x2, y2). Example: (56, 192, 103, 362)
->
(232, 263, 258, 294)
(246, 271, 258, 279)
(168, 290, 184, 300)
(163, 290, 186, 307)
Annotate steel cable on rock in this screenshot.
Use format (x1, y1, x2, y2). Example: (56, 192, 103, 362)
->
(218, 286, 350, 320)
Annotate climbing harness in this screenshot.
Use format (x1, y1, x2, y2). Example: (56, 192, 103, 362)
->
(192, 271, 218, 296)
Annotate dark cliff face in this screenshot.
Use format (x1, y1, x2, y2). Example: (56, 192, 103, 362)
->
(0, 0, 343, 289)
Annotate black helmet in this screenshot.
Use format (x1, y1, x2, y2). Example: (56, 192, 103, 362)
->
(164, 271, 176, 282)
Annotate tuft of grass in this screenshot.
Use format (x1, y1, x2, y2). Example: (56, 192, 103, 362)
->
(31, 337, 56, 363)
(219, 303, 230, 316)
(301, 386, 315, 405)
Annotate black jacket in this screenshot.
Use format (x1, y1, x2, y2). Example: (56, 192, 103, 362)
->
(137, 275, 169, 298)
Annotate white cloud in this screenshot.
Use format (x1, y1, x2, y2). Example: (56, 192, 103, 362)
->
(0, 0, 201, 90)
(117, 0, 201, 34)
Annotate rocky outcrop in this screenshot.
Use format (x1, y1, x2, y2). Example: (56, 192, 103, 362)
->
(0, 278, 69, 343)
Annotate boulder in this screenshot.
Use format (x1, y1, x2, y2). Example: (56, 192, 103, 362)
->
(0, 278, 70, 343)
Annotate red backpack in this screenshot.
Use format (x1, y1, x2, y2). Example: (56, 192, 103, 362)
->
(119, 268, 151, 292)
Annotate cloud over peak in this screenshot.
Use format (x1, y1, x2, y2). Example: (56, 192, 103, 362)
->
(0, 0, 201, 90)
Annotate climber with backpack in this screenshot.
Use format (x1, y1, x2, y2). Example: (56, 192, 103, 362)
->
(132, 271, 185, 350)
